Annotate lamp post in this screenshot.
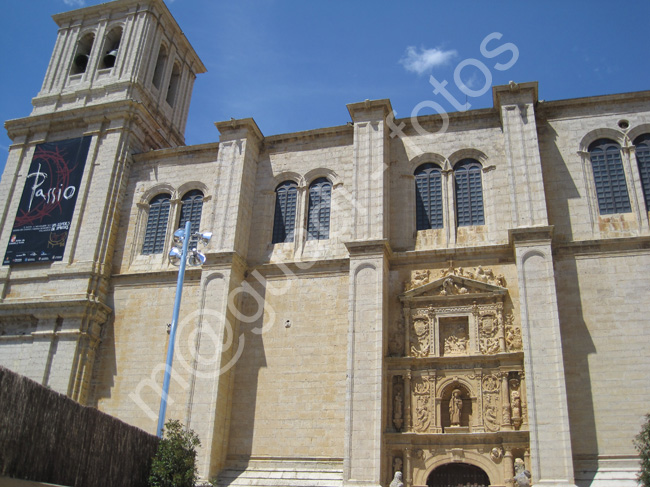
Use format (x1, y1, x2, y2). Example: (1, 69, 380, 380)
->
(156, 220, 212, 438)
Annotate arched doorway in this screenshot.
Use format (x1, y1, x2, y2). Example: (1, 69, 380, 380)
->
(427, 462, 490, 486)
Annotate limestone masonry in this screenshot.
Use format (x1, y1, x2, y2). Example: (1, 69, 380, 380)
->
(0, 1, 649, 486)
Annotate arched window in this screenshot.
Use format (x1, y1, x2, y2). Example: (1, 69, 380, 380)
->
(415, 163, 443, 230)
(99, 27, 122, 69)
(306, 178, 332, 240)
(454, 159, 484, 226)
(166, 62, 181, 106)
(272, 181, 298, 244)
(71, 33, 95, 75)
(142, 193, 171, 254)
(634, 134, 650, 210)
(179, 190, 204, 248)
(589, 139, 631, 214)
(152, 44, 168, 89)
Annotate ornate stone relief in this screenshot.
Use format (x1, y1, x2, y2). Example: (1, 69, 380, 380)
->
(405, 264, 507, 292)
(410, 315, 431, 358)
(442, 321, 469, 356)
(479, 313, 501, 355)
(505, 312, 523, 352)
(412, 376, 435, 433)
(482, 374, 501, 432)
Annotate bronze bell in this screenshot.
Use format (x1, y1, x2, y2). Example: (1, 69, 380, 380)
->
(103, 49, 118, 68)
(74, 53, 89, 70)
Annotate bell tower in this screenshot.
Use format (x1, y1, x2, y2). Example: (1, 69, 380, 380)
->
(0, 0, 205, 402)
(32, 0, 205, 148)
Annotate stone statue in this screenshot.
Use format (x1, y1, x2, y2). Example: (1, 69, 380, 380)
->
(389, 471, 403, 487)
(393, 387, 403, 431)
(392, 457, 402, 476)
(449, 389, 463, 426)
(513, 458, 531, 487)
(511, 390, 522, 428)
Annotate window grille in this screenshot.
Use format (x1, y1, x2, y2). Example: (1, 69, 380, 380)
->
(142, 193, 171, 254)
(272, 181, 298, 243)
(179, 190, 204, 248)
(589, 139, 631, 214)
(454, 159, 485, 226)
(415, 163, 443, 230)
(635, 135, 650, 211)
(307, 178, 332, 240)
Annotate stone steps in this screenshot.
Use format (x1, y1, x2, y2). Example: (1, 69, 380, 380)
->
(216, 459, 343, 487)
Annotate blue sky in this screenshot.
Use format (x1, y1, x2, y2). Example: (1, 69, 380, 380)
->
(0, 0, 647, 178)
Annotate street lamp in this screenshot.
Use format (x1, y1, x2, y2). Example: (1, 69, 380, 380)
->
(156, 220, 211, 438)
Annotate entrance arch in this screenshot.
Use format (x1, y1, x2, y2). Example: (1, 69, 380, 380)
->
(426, 462, 490, 486)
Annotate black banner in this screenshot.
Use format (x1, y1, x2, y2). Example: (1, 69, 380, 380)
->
(3, 136, 92, 265)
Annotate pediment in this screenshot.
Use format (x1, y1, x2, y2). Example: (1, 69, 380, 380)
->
(400, 267, 507, 303)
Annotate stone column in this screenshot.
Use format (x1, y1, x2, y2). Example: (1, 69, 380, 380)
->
(503, 447, 515, 487)
(404, 369, 412, 432)
(497, 305, 507, 352)
(404, 447, 412, 487)
(500, 371, 512, 431)
(388, 373, 395, 432)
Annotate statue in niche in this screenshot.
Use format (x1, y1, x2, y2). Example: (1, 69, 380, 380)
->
(388, 320, 405, 357)
(513, 458, 531, 487)
(449, 389, 463, 426)
(389, 472, 403, 487)
(511, 390, 522, 429)
(393, 457, 403, 476)
(393, 383, 404, 431)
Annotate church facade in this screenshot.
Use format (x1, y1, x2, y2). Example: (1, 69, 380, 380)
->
(1, 1, 649, 487)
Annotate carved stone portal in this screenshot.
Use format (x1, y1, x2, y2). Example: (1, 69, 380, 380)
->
(392, 264, 527, 441)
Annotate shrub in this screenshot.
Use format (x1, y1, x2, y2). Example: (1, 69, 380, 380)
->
(149, 420, 201, 487)
(634, 414, 650, 487)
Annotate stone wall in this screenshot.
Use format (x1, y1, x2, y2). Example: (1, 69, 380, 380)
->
(227, 271, 349, 459)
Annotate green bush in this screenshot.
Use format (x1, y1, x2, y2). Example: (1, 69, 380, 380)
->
(149, 420, 201, 487)
(635, 414, 650, 487)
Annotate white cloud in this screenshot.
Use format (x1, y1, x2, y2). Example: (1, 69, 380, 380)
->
(63, 0, 86, 6)
(399, 46, 457, 75)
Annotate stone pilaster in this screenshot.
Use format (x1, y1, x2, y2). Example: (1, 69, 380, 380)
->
(346, 99, 392, 241)
(187, 118, 262, 480)
(511, 227, 577, 487)
(212, 118, 263, 260)
(494, 82, 548, 229)
(343, 240, 390, 487)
